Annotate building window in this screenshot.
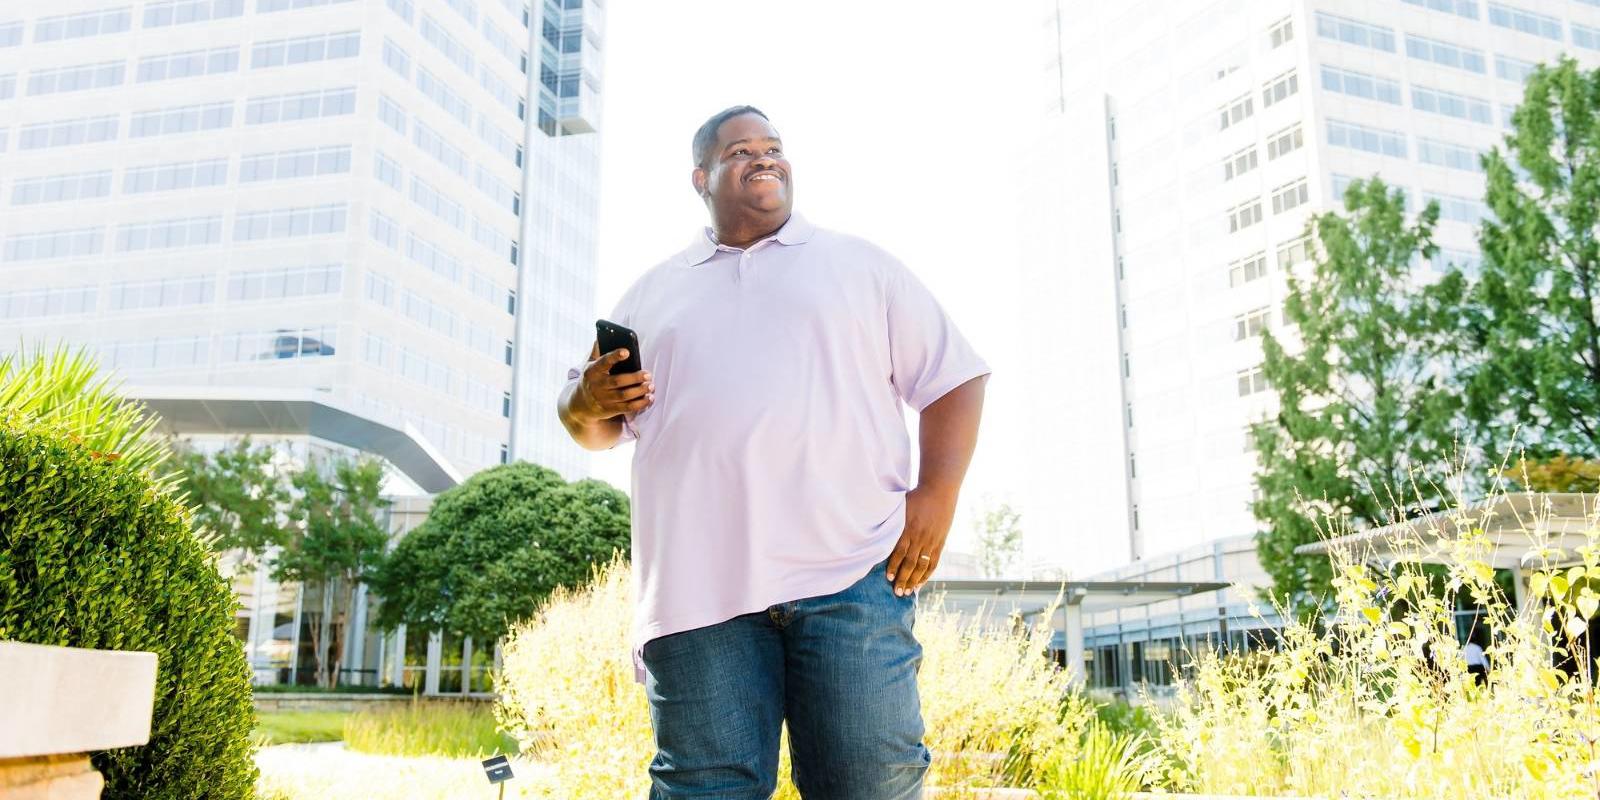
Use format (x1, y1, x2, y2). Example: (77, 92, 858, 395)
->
(369, 210, 401, 250)
(1228, 252, 1268, 287)
(252, 31, 361, 69)
(1271, 179, 1309, 214)
(11, 170, 113, 205)
(1327, 118, 1407, 158)
(1234, 307, 1272, 340)
(374, 151, 404, 191)
(240, 145, 352, 182)
(26, 61, 126, 96)
(1237, 366, 1269, 396)
(233, 204, 349, 241)
(136, 46, 240, 82)
(1422, 191, 1487, 225)
(1486, 3, 1562, 41)
(1125, 402, 1134, 428)
(499, 444, 510, 464)
(1320, 64, 1400, 105)
(504, 340, 514, 366)
(115, 216, 223, 252)
(1401, 0, 1479, 20)
(1261, 70, 1298, 108)
(1122, 352, 1130, 378)
(506, 290, 516, 315)
(219, 327, 338, 363)
(1266, 124, 1303, 160)
(107, 276, 215, 311)
(1412, 85, 1492, 124)
(143, 0, 246, 28)
(226, 264, 341, 302)
(1277, 237, 1312, 269)
(1218, 93, 1254, 130)
(1575, 24, 1600, 52)
(1495, 55, 1537, 84)
(2, 227, 104, 262)
(1223, 146, 1258, 181)
(1417, 137, 1484, 173)
(1404, 33, 1486, 73)
(421, 14, 475, 75)
(123, 158, 228, 193)
(382, 38, 411, 78)
(1227, 200, 1263, 232)
(386, 0, 414, 22)
(245, 87, 356, 124)
(34, 7, 132, 42)
(129, 101, 233, 138)
(502, 392, 512, 418)
(1131, 504, 1140, 531)
(378, 94, 408, 135)
(1268, 17, 1293, 48)
(416, 66, 473, 128)
(1129, 452, 1137, 479)
(19, 115, 118, 150)
(1314, 11, 1396, 52)
(1119, 304, 1128, 329)
(1, 285, 99, 318)
(258, 0, 358, 12)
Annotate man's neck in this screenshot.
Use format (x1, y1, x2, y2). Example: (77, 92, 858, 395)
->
(712, 213, 790, 250)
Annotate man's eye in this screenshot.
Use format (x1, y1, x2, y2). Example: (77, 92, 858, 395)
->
(768, 148, 781, 155)
(733, 148, 749, 156)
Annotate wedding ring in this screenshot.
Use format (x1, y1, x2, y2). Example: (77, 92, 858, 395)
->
(918, 554, 931, 561)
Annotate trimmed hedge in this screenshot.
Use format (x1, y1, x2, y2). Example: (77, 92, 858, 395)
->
(0, 420, 257, 798)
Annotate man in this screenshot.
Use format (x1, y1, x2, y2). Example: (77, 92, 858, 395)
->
(557, 105, 989, 799)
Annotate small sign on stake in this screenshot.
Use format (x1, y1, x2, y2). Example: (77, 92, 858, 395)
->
(482, 754, 514, 798)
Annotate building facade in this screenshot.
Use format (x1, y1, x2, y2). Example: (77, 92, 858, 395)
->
(0, 0, 606, 689)
(1024, 0, 1600, 678)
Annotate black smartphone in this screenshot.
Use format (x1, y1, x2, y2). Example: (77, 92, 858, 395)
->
(595, 319, 643, 375)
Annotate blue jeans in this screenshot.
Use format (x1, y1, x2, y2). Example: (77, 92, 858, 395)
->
(641, 556, 930, 799)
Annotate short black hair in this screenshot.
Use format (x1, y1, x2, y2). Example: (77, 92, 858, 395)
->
(692, 105, 770, 171)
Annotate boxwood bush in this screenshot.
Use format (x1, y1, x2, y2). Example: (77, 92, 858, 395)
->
(0, 418, 257, 798)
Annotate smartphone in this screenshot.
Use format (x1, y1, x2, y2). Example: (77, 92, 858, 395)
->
(595, 319, 643, 375)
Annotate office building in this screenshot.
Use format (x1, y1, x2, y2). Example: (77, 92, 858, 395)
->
(1023, 0, 1600, 692)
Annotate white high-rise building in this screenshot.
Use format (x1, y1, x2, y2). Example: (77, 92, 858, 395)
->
(0, 0, 605, 483)
(1024, 0, 1600, 690)
(0, 0, 605, 690)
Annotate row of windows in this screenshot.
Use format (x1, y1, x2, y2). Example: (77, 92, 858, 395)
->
(363, 272, 502, 363)
(234, 204, 349, 241)
(27, 60, 124, 96)
(258, 0, 356, 13)
(421, 14, 475, 76)
(1338, 3, 1583, 52)
(411, 177, 468, 231)
(239, 145, 352, 183)
(15, 89, 354, 151)
(116, 216, 224, 252)
(1233, 307, 1272, 341)
(1321, 65, 1400, 105)
(1405, 33, 1485, 74)
(12, 170, 113, 205)
(363, 333, 495, 407)
(2, 206, 345, 261)
(1327, 118, 1408, 158)
(33, 6, 132, 43)
(370, 211, 512, 311)
(416, 66, 474, 128)
(3, 265, 344, 320)
(137, 47, 239, 82)
(250, 30, 360, 69)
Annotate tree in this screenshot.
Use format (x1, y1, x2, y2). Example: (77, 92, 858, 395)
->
(1502, 454, 1600, 493)
(1465, 57, 1600, 463)
(1252, 178, 1468, 615)
(973, 498, 1023, 579)
(0, 346, 168, 481)
(370, 463, 630, 644)
(275, 457, 390, 688)
(171, 437, 288, 565)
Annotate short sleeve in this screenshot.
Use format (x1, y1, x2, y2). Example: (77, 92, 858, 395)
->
(564, 282, 642, 444)
(886, 262, 991, 411)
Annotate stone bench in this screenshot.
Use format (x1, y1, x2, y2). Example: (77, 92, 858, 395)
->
(0, 641, 157, 799)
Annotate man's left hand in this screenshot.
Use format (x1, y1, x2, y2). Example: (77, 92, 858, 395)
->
(886, 486, 958, 596)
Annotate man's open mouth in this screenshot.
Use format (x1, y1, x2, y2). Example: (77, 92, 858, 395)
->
(747, 171, 783, 183)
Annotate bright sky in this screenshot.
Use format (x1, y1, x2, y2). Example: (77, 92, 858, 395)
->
(587, 0, 1041, 557)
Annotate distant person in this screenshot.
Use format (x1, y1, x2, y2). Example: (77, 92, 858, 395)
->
(1463, 629, 1489, 687)
(557, 105, 990, 799)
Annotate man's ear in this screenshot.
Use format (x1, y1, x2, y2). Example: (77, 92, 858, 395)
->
(691, 167, 710, 199)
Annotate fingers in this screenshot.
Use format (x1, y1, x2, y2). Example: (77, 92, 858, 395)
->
(886, 534, 912, 584)
(906, 550, 939, 592)
(893, 538, 922, 596)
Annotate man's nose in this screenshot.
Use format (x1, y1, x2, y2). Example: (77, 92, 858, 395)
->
(752, 155, 779, 172)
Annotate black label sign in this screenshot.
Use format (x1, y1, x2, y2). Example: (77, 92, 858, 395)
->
(482, 754, 514, 784)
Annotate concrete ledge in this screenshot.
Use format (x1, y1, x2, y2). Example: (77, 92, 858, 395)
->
(0, 641, 157, 758)
(253, 692, 492, 714)
(0, 754, 104, 799)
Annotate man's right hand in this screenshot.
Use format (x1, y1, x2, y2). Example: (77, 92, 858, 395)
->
(571, 348, 654, 424)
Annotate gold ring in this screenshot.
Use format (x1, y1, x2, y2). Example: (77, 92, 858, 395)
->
(918, 554, 931, 561)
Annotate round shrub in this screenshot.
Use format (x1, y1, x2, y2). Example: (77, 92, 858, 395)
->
(0, 419, 257, 798)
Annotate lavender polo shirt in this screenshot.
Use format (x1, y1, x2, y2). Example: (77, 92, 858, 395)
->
(569, 213, 990, 682)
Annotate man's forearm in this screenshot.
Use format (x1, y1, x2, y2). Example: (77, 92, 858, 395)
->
(916, 375, 988, 499)
(559, 379, 625, 451)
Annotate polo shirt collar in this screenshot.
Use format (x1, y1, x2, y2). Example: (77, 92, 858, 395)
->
(684, 212, 815, 266)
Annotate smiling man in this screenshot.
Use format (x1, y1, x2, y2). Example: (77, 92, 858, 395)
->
(557, 105, 990, 799)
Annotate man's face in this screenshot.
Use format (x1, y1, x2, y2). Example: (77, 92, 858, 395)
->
(696, 113, 792, 218)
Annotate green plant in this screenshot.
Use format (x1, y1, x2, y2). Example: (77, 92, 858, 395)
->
(1093, 699, 1160, 741)
(371, 462, 630, 643)
(1037, 721, 1162, 800)
(171, 437, 288, 563)
(1467, 56, 1600, 462)
(1155, 485, 1600, 799)
(0, 346, 169, 481)
(498, 556, 1094, 798)
(277, 457, 390, 688)
(254, 711, 349, 746)
(343, 701, 513, 758)
(1253, 177, 1466, 616)
(0, 418, 257, 798)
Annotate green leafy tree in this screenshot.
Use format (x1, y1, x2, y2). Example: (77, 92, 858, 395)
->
(1252, 178, 1467, 615)
(171, 437, 288, 565)
(1465, 56, 1600, 462)
(371, 462, 630, 644)
(973, 498, 1023, 578)
(276, 457, 390, 688)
